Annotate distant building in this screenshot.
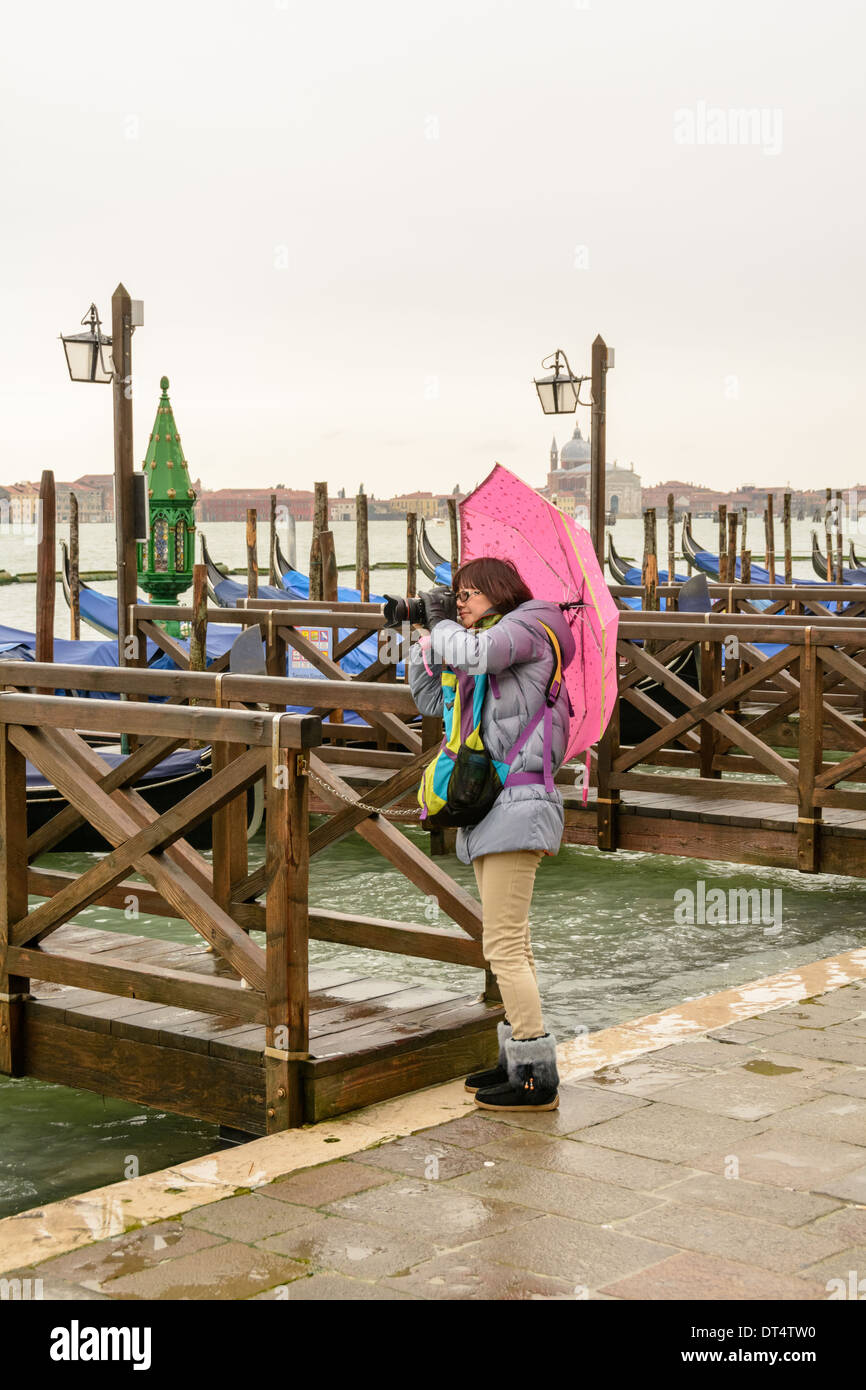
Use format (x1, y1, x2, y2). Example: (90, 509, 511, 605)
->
(2, 482, 41, 525)
(73, 474, 115, 519)
(54, 483, 105, 523)
(388, 491, 443, 519)
(545, 425, 642, 518)
(196, 488, 316, 522)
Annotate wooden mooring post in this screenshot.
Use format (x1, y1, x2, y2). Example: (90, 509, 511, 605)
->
(642, 508, 658, 611)
(448, 496, 459, 579)
(246, 508, 258, 599)
(406, 511, 417, 595)
(268, 492, 278, 587)
(69, 491, 80, 640)
(36, 469, 55, 695)
(310, 482, 328, 601)
(783, 492, 793, 591)
(726, 510, 738, 586)
(666, 493, 675, 587)
(356, 491, 369, 600)
(717, 504, 727, 582)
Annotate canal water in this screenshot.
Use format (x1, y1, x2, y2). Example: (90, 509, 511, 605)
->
(0, 517, 863, 1219)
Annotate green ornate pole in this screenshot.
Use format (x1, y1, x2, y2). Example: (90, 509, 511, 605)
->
(137, 376, 196, 637)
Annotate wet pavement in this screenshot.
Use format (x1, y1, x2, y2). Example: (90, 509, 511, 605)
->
(6, 978, 866, 1300)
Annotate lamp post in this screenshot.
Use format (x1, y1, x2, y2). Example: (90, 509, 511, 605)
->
(59, 284, 144, 666)
(533, 339, 613, 560)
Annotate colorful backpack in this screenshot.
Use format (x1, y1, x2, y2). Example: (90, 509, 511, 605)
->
(418, 616, 566, 831)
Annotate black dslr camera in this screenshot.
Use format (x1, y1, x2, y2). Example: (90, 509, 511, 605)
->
(382, 586, 457, 628)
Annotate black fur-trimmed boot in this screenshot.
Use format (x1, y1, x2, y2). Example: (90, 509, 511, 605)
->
(473, 1032, 559, 1111)
(464, 1020, 511, 1093)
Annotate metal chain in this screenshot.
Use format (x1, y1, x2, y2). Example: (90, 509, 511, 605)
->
(304, 766, 422, 820)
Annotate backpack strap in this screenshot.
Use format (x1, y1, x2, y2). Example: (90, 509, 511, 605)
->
(501, 621, 565, 795)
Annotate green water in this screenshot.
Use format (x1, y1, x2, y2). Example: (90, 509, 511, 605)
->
(2, 825, 864, 1220)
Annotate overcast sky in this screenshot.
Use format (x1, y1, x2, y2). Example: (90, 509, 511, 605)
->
(2, 0, 864, 498)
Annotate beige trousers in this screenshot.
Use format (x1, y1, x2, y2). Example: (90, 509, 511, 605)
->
(472, 849, 546, 1041)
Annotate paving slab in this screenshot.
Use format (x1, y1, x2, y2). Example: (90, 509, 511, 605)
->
(752, 1028, 866, 1066)
(251, 1272, 418, 1299)
(447, 1159, 663, 1224)
(100, 1242, 309, 1300)
(452, 1213, 676, 1286)
(690, 1128, 866, 1192)
(738, 1051, 854, 1087)
(645, 1067, 824, 1121)
(617, 1199, 850, 1274)
(819, 1071, 866, 1100)
(655, 1171, 841, 1227)
(576, 1103, 762, 1163)
(642, 1039, 760, 1070)
(258, 1160, 398, 1208)
(808, 1205, 866, 1246)
(256, 1213, 437, 1278)
(407, 1113, 517, 1150)
(796, 1245, 866, 1288)
(707, 1018, 799, 1042)
(770, 998, 866, 1024)
(351, 1135, 492, 1180)
(572, 1057, 710, 1097)
(474, 1130, 691, 1191)
(379, 1251, 584, 1300)
(16, 1221, 225, 1292)
(765, 1093, 866, 1146)
(322, 1178, 542, 1242)
(184, 1193, 313, 1242)
(599, 1251, 826, 1301)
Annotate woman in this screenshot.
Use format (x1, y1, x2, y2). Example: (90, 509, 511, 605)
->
(409, 556, 575, 1113)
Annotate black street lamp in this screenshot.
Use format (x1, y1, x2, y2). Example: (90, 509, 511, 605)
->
(533, 349, 591, 415)
(59, 304, 114, 384)
(533, 340, 613, 560)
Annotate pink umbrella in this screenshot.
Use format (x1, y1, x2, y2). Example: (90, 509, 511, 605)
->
(460, 463, 619, 766)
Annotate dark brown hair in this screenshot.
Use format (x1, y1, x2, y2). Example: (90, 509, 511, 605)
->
(453, 556, 533, 616)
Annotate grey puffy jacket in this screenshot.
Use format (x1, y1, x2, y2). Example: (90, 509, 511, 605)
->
(408, 600, 576, 864)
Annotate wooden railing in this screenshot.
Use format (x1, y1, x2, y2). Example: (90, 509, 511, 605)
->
(0, 660, 489, 1129)
(601, 614, 866, 871)
(612, 581, 866, 620)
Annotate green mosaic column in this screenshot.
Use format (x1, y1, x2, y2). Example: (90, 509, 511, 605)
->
(137, 376, 196, 638)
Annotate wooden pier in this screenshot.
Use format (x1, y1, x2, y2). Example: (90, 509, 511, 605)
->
(0, 645, 499, 1135)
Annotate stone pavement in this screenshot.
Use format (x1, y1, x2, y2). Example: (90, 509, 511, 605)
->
(7, 978, 866, 1300)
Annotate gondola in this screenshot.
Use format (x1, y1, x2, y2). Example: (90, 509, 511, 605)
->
(607, 534, 688, 589)
(607, 534, 688, 614)
(200, 533, 293, 607)
(60, 540, 135, 641)
(811, 530, 866, 585)
(60, 540, 242, 663)
(23, 742, 263, 852)
(616, 572, 711, 746)
(417, 519, 452, 585)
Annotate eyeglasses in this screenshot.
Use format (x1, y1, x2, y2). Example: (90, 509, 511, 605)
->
(456, 588, 482, 603)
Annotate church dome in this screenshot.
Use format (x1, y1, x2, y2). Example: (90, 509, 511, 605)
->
(559, 421, 591, 468)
